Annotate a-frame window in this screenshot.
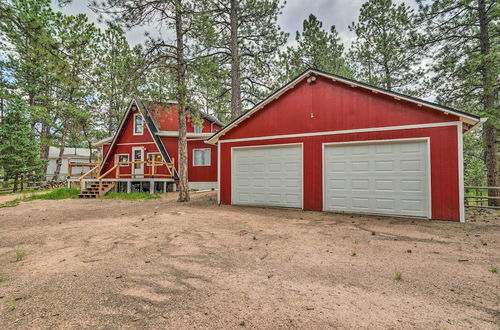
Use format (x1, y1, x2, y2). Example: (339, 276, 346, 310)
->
(134, 113, 144, 135)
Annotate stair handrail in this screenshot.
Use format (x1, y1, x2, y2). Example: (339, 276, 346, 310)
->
(97, 164, 118, 194)
(78, 164, 100, 193)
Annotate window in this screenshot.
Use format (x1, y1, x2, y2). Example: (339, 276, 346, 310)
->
(147, 153, 163, 166)
(194, 124, 202, 133)
(193, 148, 211, 166)
(115, 154, 129, 166)
(134, 114, 143, 135)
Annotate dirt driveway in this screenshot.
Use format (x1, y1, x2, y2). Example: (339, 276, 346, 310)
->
(0, 192, 498, 329)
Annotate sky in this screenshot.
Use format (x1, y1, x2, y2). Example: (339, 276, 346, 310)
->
(52, 0, 413, 49)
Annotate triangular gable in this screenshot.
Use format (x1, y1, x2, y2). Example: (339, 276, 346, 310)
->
(101, 98, 178, 179)
(207, 68, 483, 144)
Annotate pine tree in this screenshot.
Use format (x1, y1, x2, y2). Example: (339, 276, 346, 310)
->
(280, 14, 351, 83)
(203, 0, 288, 119)
(0, 98, 44, 192)
(349, 0, 421, 92)
(416, 0, 499, 205)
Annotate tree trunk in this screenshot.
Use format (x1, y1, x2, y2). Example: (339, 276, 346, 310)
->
(230, 0, 242, 119)
(478, 0, 499, 205)
(13, 174, 18, 193)
(40, 123, 50, 177)
(175, 0, 190, 202)
(52, 124, 68, 181)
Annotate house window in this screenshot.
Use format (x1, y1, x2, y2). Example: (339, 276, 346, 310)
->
(147, 153, 163, 166)
(193, 148, 211, 166)
(134, 114, 143, 135)
(194, 124, 202, 133)
(115, 154, 129, 166)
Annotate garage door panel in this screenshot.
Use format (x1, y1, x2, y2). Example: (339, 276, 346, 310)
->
(233, 145, 302, 208)
(324, 140, 429, 217)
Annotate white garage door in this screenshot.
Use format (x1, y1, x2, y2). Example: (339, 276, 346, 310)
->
(324, 140, 429, 217)
(232, 145, 302, 208)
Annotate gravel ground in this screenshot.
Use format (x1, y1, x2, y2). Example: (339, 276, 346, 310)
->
(0, 192, 498, 329)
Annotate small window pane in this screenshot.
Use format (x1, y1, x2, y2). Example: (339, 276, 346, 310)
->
(117, 154, 129, 166)
(148, 153, 163, 166)
(193, 149, 210, 166)
(134, 115, 143, 134)
(194, 124, 202, 133)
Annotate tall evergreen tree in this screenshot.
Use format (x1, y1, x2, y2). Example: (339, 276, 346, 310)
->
(279, 14, 351, 84)
(348, 0, 421, 92)
(0, 98, 44, 191)
(203, 0, 288, 119)
(416, 0, 499, 204)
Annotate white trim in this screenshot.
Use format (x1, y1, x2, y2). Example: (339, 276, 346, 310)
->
(218, 121, 461, 144)
(131, 147, 144, 176)
(457, 123, 465, 223)
(322, 137, 432, 219)
(156, 131, 213, 138)
(115, 153, 130, 167)
(133, 113, 144, 135)
(217, 143, 221, 204)
(207, 69, 481, 144)
(117, 142, 156, 146)
(192, 148, 211, 166)
(230, 142, 304, 209)
(93, 137, 113, 146)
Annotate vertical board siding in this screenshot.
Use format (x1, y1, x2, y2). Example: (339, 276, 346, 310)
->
(221, 76, 459, 141)
(219, 126, 460, 221)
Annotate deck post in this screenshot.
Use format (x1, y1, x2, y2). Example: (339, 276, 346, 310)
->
(150, 180, 154, 194)
(127, 181, 131, 193)
(68, 157, 72, 178)
(163, 181, 167, 193)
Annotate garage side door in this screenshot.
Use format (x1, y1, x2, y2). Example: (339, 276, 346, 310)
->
(232, 145, 302, 208)
(324, 140, 429, 217)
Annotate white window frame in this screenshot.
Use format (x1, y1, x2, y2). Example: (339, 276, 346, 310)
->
(133, 113, 144, 135)
(193, 148, 211, 166)
(194, 124, 202, 133)
(115, 154, 129, 167)
(147, 152, 163, 166)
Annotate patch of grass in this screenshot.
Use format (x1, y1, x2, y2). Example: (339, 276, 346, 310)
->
(351, 251, 357, 256)
(10, 299, 17, 311)
(0, 188, 79, 209)
(15, 245, 26, 261)
(26, 188, 79, 200)
(0, 275, 5, 282)
(102, 192, 161, 200)
(491, 267, 498, 274)
(444, 233, 453, 239)
(394, 272, 403, 281)
(0, 199, 21, 208)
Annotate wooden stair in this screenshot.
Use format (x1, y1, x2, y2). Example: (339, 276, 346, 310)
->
(78, 182, 115, 199)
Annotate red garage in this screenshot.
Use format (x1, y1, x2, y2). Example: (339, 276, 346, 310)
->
(207, 69, 484, 222)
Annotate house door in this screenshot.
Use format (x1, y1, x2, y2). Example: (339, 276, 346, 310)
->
(132, 147, 144, 177)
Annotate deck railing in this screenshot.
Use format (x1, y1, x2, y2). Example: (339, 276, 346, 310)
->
(68, 157, 100, 178)
(114, 159, 175, 179)
(464, 186, 500, 209)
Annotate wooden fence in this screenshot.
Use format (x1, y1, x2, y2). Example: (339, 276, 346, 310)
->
(464, 186, 500, 209)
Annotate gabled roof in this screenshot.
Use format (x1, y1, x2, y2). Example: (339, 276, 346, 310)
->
(207, 68, 484, 144)
(100, 98, 178, 179)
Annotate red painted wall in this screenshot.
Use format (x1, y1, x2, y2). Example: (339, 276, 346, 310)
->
(219, 126, 460, 220)
(150, 103, 221, 132)
(217, 76, 462, 221)
(222, 76, 459, 140)
(101, 106, 218, 182)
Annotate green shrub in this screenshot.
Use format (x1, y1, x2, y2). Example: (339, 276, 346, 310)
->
(394, 272, 403, 280)
(15, 245, 26, 261)
(491, 267, 498, 274)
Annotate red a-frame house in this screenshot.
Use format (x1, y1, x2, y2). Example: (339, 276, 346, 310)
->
(72, 98, 222, 197)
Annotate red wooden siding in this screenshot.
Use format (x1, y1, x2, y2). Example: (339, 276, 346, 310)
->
(101, 106, 218, 182)
(150, 104, 221, 132)
(217, 75, 464, 221)
(221, 76, 459, 141)
(219, 126, 460, 221)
